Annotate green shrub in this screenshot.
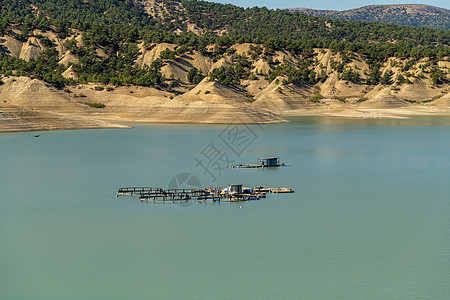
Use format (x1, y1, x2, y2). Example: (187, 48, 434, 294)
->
(246, 95, 255, 102)
(188, 68, 204, 84)
(396, 74, 410, 84)
(310, 94, 324, 103)
(84, 102, 105, 108)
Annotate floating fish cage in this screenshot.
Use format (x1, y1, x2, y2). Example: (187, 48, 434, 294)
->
(116, 185, 293, 204)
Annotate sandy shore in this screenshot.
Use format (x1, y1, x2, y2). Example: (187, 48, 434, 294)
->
(3, 105, 450, 133)
(1, 77, 449, 133)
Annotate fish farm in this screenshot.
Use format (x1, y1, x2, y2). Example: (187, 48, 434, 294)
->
(116, 184, 294, 203)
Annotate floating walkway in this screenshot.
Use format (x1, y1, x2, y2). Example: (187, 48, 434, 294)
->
(117, 187, 208, 202)
(116, 184, 293, 204)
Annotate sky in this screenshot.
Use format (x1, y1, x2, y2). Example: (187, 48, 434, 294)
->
(212, 0, 450, 11)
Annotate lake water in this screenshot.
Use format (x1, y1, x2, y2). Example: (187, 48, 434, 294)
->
(1, 117, 449, 299)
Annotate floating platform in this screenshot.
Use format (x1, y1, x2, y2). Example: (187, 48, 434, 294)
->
(197, 194, 262, 203)
(270, 187, 294, 193)
(116, 185, 293, 204)
(229, 164, 264, 168)
(117, 187, 164, 196)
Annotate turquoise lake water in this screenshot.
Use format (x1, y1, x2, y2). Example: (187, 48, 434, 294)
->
(1, 117, 449, 299)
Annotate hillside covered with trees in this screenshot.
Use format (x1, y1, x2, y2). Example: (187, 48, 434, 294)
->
(0, 0, 449, 87)
(0, 0, 449, 131)
(289, 4, 450, 31)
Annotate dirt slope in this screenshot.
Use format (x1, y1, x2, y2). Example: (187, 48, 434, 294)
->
(0, 76, 285, 132)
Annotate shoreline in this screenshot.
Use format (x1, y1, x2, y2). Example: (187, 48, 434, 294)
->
(1, 76, 449, 133)
(2, 110, 450, 134)
(0, 124, 131, 134)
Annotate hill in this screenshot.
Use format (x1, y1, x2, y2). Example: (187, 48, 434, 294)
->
(0, 0, 449, 131)
(289, 4, 450, 30)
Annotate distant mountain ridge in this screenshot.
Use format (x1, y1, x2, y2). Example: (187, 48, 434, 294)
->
(288, 4, 450, 30)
